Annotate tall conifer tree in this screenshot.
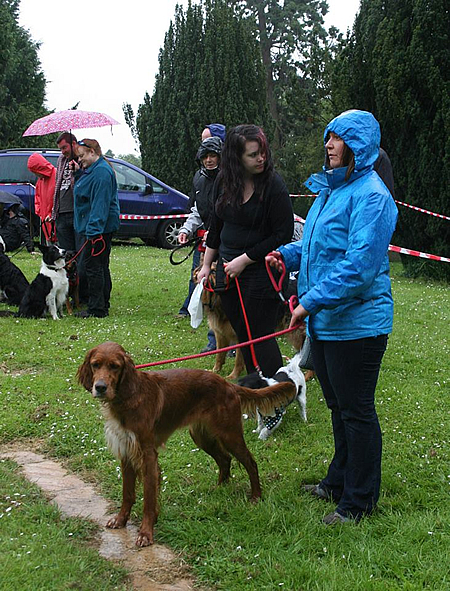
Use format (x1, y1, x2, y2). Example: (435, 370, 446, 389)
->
(136, 0, 269, 193)
(0, 0, 50, 148)
(331, 0, 450, 280)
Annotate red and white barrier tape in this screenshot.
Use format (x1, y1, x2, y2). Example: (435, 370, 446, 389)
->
(1, 182, 36, 187)
(289, 194, 449, 221)
(394, 200, 450, 221)
(389, 244, 450, 263)
(120, 213, 188, 221)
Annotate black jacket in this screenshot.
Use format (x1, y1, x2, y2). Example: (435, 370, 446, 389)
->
(0, 214, 34, 252)
(188, 167, 219, 228)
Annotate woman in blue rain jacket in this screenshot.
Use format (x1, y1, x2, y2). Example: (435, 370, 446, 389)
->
(269, 110, 398, 524)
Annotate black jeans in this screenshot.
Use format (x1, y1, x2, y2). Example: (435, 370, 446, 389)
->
(83, 233, 113, 317)
(55, 212, 77, 251)
(220, 289, 284, 377)
(311, 335, 388, 519)
(56, 213, 88, 301)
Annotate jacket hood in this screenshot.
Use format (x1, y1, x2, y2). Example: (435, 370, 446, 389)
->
(324, 110, 381, 171)
(27, 153, 55, 177)
(196, 136, 223, 164)
(205, 123, 226, 142)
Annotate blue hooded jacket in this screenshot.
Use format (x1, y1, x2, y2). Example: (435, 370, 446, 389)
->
(74, 157, 120, 238)
(279, 110, 398, 340)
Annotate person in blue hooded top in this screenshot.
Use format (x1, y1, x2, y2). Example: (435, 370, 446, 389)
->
(267, 110, 398, 525)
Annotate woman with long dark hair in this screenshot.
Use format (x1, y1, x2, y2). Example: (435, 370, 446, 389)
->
(198, 124, 293, 377)
(267, 110, 398, 524)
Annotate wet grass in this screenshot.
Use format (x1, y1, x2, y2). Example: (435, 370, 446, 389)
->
(0, 459, 130, 591)
(0, 245, 449, 590)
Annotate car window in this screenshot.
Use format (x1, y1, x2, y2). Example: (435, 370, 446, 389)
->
(0, 155, 36, 183)
(110, 161, 168, 194)
(0, 154, 59, 184)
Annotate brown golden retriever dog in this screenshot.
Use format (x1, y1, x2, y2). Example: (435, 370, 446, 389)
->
(195, 262, 306, 380)
(77, 341, 296, 547)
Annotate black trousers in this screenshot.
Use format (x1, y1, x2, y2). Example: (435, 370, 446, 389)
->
(83, 233, 113, 317)
(311, 335, 388, 519)
(219, 289, 284, 377)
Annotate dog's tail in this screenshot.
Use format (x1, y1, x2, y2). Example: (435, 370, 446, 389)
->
(235, 382, 296, 416)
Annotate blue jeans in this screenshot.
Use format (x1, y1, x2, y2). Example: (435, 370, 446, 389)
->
(311, 335, 388, 519)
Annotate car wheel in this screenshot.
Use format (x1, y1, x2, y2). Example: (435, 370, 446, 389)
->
(157, 218, 183, 249)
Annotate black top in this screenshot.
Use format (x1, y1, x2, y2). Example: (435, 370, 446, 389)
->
(207, 172, 293, 297)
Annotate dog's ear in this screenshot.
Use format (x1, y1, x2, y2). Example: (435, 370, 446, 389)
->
(117, 350, 138, 397)
(77, 349, 94, 391)
(37, 243, 46, 254)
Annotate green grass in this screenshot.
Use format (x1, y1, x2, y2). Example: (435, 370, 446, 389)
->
(0, 459, 129, 591)
(0, 245, 449, 590)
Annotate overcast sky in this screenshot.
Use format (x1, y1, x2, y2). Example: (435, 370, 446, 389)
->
(18, 0, 360, 156)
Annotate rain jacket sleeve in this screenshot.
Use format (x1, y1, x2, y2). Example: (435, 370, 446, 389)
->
(180, 203, 203, 237)
(299, 189, 397, 315)
(278, 240, 303, 273)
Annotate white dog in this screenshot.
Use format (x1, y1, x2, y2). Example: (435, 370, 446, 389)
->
(238, 352, 307, 440)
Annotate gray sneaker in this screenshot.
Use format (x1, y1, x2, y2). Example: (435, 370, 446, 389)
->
(302, 484, 330, 501)
(322, 511, 351, 525)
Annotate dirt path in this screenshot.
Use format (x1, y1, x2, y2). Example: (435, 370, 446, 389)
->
(0, 447, 200, 591)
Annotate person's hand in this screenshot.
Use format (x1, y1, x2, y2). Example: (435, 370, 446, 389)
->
(69, 160, 80, 172)
(30, 250, 39, 256)
(223, 254, 251, 279)
(178, 231, 188, 244)
(265, 250, 284, 273)
(289, 302, 309, 329)
(197, 264, 210, 283)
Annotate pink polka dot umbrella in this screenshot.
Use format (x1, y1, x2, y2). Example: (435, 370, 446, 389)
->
(23, 110, 120, 136)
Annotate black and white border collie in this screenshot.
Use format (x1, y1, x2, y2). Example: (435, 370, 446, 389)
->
(239, 352, 307, 440)
(18, 244, 68, 319)
(0, 236, 29, 306)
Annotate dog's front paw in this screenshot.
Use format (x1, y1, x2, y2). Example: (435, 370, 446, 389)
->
(106, 515, 127, 529)
(136, 530, 154, 547)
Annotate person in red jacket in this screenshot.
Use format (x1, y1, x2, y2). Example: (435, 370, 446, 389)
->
(27, 153, 56, 244)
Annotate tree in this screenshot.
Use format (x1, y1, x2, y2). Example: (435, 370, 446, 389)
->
(0, 0, 50, 148)
(117, 153, 142, 167)
(229, 1, 331, 147)
(227, 0, 344, 194)
(331, 0, 450, 280)
(133, 0, 270, 194)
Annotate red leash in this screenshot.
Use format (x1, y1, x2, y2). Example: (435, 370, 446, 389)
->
(234, 275, 261, 372)
(65, 240, 88, 267)
(64, 235, 106, 268)
(265, 255, 299, 312)
(134, 324, 299, 370)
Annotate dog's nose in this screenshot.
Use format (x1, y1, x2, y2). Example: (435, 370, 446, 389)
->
(94, 380, 107, 398)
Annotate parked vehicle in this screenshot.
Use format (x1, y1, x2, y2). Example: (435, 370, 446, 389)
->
(0, 149, 189, 248)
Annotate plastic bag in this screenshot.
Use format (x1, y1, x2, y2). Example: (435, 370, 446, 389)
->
(188, 278, 205, 328)
(298, 335, 314, 370)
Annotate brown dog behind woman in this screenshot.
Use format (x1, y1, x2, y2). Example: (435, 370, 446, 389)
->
(77, 341, 296, 547)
